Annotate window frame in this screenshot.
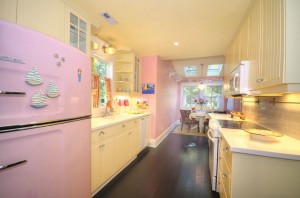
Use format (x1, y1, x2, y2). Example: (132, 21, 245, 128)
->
(91, 55, 113, 116)
(180, 82, 224, 111)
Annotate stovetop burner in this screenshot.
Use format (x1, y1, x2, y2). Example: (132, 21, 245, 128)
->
(216, 119, 266, 130)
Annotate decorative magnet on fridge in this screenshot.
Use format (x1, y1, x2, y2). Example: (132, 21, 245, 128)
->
(46, 80, 60, 98)
(31, 90, 47, 108)
(78, 68, 82, 82)
(25, 67, 43, 85)
(142, 83, 155, 94)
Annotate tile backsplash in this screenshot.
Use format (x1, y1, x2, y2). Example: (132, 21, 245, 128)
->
(242, 93, 300, 140)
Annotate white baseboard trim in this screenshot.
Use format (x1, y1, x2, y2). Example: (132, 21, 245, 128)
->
(149, 120, 180, 148)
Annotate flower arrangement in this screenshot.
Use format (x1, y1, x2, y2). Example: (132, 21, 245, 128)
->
(194, 98, 206, 105)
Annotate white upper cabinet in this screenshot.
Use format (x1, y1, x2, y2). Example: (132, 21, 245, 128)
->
(65, 5, 90, 54)
(17, 0, 65, 42)
(0, 0, 17, 23)
(0, 0, 91, 54)
(226, 0, 300, 95)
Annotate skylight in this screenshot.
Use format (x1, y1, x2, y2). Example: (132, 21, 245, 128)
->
(184, 66, 197, 77)
(207, 64, 223, 76)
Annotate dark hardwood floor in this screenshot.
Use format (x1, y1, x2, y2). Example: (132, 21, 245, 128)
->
(94, 133, 220, 198)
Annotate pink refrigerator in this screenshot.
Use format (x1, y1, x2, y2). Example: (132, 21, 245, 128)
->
(0, 20, 91, 197)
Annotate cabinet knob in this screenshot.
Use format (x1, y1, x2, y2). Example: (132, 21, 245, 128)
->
(122, 124, 126, 128)
(256, 78, 264, 83)
(223, 147, 229, 152)
(222, 173, 228, 178)
(98, 131, 105, 136)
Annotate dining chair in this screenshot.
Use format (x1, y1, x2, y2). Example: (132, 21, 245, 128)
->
(180, 109, 200, 132)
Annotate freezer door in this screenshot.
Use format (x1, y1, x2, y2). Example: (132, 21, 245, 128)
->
(0, 20, 91, 127)
(0, 118, 91, 198)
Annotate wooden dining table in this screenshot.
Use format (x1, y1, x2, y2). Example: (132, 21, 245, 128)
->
(189, 111, 208, 133)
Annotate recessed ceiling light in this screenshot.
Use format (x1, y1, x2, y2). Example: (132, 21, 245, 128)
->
(174, 42, 179, 46)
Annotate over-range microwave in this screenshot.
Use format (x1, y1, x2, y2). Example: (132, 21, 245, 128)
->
(228, 61, 249, 97)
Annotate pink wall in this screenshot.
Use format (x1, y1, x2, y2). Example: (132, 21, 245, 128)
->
(141, 56, 158, 139)
(155, 57, 178, 138)
(141, 56, 178, 139)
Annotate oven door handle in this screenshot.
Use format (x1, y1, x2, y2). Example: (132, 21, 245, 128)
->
(207, 129, 214, 142)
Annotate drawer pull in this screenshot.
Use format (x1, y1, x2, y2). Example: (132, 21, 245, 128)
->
(256, 78, 264, 83)
(129, 132, 132, 134)
(122, 124, 126, 128)
(223, 147, 229, 152)
(222, 173, 228, 178)
(0, 160, 27, 171)
(99, 144, 105, 149)
(98, 131, 105, 136)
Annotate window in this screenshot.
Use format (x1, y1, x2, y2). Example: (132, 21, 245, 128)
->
(181, 83, 224, 110)
(92, 58, 107, 108)
(184, 66, 198, 77)
(207, 64, 223, 76)
(203, 85, 223, 110)
(92, 57, 112, 109)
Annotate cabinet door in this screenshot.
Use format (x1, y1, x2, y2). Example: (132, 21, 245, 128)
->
(260, 0, 284, 88)
(100, 137, 117, 184)
(115, 131, 129, 168)
(0, 0, 17, 23)
(240, 17, 249, 61)
(128, 127, 140, 160)
(65, 5, 91, 54)
(247, 0, 262, 90)
(17, 0, 65, 41)
(91, 143, 101, 192)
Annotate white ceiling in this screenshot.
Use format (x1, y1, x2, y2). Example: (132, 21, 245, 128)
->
(72, 0, 253, 61)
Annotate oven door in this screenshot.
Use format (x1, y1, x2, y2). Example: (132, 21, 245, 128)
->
(207, 128, 219, 192)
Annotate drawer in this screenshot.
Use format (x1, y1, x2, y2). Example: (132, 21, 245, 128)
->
(219, 155, 231, 198)
(220, 136, 232, 171)
(91, 123, 123, 143)
(122, 119, 140, 131)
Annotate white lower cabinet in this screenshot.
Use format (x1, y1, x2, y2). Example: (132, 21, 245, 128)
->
(218, 134, 300, 198)
(91, 118, 140, 193)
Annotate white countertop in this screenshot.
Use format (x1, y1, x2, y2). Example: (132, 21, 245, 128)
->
(91, 112, 151, 131)
(208, 113, 245, 121)
(219, 128, 300, 161)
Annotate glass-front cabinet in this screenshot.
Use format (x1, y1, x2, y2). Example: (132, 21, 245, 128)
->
(66, 6, 90, 54)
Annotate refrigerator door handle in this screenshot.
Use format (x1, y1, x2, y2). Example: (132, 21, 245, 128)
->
(0, 160, 27, 171)
(0, 91, 26, 95)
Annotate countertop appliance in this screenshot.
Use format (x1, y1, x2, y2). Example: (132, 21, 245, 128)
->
(0, 20, 91, 198)
(228, 61, 249, 97)
(207, 117, 266, 192)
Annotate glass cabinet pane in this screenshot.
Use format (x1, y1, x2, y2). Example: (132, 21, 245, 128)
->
(80, 19, 86, 31)
(70, 25, 78, 48)
(70, 13, 78, 26)
(79, 30, 86, 52)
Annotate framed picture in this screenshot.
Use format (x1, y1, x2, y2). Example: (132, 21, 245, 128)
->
(142, 83, 155, 94)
